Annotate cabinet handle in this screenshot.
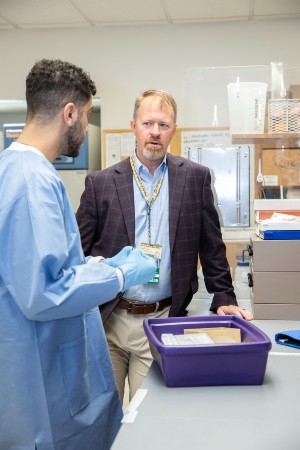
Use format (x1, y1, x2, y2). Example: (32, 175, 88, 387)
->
(247, 273, 253, 287)
(247, 245, 253, 257)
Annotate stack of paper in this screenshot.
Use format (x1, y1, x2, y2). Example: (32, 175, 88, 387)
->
(255, 212, 300, 240)
(161, 333, 214, 346)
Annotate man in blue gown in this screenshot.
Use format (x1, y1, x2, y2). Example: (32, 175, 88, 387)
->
(0, 59, 156, 450)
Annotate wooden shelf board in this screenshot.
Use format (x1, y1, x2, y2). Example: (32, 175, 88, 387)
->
(232, 133, 300, 146)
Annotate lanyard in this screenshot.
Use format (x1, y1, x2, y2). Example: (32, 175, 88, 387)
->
(130, 152, 166, 245)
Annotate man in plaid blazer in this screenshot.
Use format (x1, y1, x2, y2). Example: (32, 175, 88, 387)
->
(76, 89, 253, 404)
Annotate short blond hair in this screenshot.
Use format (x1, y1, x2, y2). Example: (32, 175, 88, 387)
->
(133, 89, 177, 122)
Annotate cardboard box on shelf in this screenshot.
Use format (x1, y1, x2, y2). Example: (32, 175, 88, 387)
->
(262, 149, 300, 186)
(290, 84, 300, 99)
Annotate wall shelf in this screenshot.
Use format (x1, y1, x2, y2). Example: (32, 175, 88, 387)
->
(232, 133, 300, 147)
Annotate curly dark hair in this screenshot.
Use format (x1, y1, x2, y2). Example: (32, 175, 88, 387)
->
(25, 59, 97, 121)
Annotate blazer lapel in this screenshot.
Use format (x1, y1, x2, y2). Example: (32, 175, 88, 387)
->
(114, 159, 135, 246)
(167, 154, 186, 253)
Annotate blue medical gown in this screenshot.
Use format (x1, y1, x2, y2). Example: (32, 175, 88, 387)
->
(0, 146, 123, 450)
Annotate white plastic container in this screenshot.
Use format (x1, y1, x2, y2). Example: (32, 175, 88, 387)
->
(227, 81, 268, 134)
(234, 260, 251, 300)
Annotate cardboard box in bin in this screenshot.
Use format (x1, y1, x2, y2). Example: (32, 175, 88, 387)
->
(143, 315, 271, 388)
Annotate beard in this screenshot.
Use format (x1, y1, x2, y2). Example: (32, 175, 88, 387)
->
(142, 144, 165, 161)
(61, 117, 85, 158)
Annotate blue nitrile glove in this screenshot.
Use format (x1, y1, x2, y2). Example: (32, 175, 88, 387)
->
(119, 249, 157, 291)
(103, 246, 133, 268)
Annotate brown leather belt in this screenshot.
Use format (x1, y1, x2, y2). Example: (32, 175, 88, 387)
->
(118, 297, 172, 314)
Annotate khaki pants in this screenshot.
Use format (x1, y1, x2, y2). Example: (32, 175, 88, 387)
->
(104, 305, 170, 404)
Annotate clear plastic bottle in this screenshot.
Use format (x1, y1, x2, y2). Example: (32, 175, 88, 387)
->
(234, 251, 251, 300)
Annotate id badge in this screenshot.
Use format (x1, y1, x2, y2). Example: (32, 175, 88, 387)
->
(140, 243, 162, 284)
(148, 264, 160, 285)
(140, 243, 162, 260)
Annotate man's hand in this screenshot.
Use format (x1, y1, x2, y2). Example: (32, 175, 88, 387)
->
(216, 305, 253, 321)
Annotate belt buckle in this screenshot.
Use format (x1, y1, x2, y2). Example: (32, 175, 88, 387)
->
(126, 300, 139, 314)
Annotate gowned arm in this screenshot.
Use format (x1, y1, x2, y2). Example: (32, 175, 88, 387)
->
(0, 187, 120, 322)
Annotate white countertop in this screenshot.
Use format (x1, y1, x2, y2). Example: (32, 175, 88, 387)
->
(111, 296, 300, 450)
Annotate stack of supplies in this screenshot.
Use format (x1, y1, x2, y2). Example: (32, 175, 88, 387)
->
(254, 199, 300, 240)
(161, 327, 241, 346)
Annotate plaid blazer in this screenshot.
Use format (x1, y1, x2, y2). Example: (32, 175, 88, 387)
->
(76, 153, 237, 320)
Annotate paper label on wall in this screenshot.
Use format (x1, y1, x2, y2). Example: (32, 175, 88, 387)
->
(181, 129, 231, 159)
(263, 175, 278, 186)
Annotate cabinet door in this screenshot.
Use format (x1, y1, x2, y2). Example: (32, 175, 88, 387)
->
(189, 145, 250, 227)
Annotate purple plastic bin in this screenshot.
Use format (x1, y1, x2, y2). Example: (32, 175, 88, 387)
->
(143, 315, 271, 388)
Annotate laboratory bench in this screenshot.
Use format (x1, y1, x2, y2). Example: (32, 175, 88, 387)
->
(111, 297, 300, 450)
